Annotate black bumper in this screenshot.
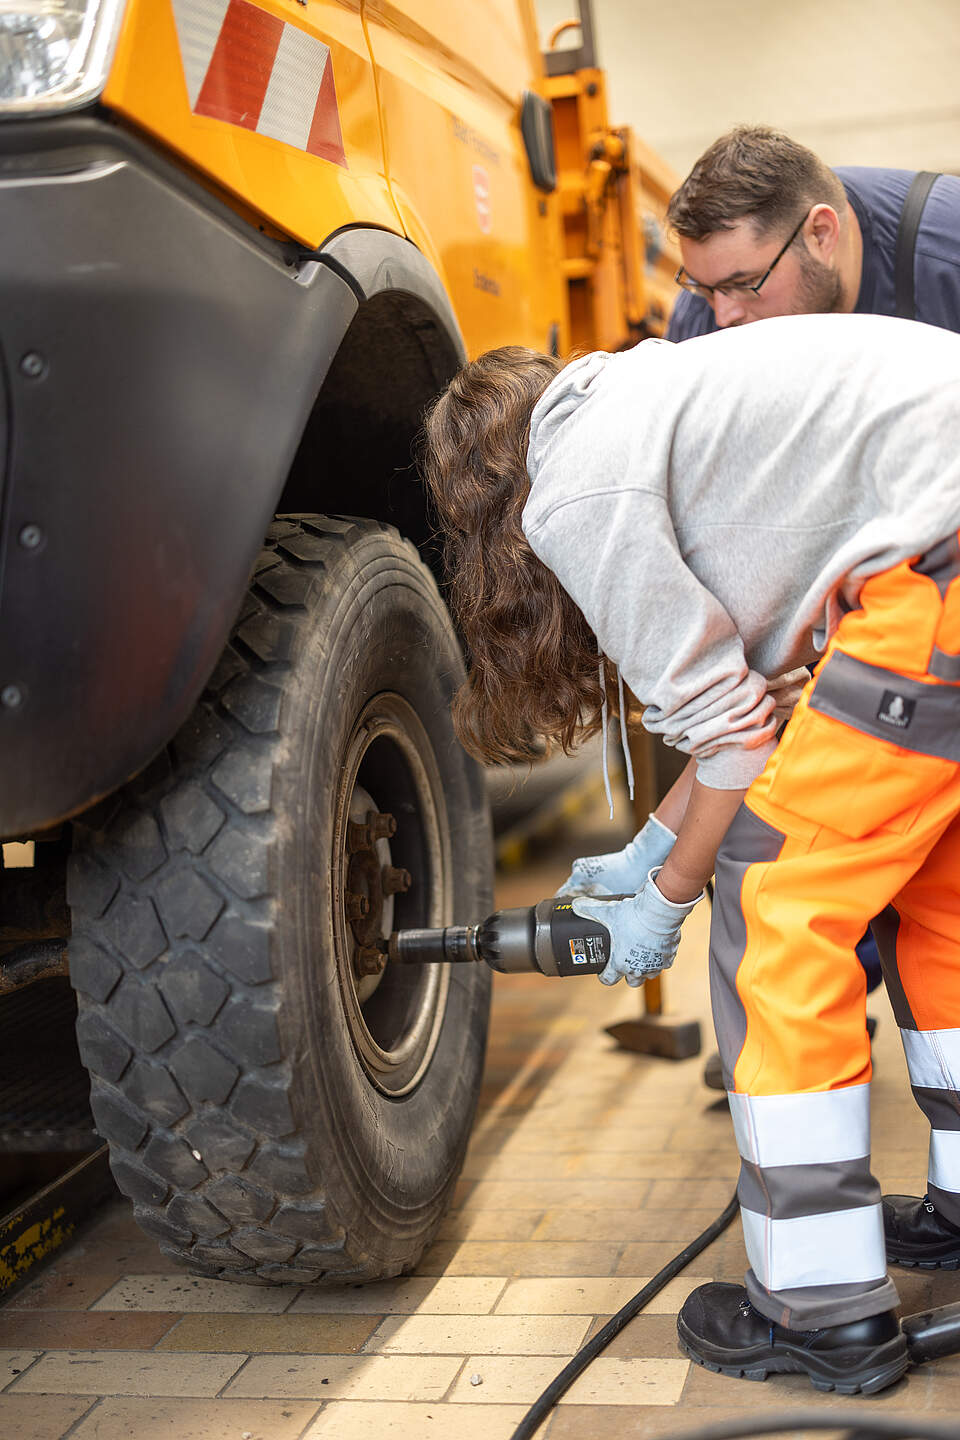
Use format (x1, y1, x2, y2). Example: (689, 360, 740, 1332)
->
(0, 119, 357, 836)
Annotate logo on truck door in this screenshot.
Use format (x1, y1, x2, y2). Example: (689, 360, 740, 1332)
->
(171, 0, 347, 166)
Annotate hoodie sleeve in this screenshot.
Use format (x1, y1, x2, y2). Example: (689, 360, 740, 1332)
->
(523, 486, 778, 790)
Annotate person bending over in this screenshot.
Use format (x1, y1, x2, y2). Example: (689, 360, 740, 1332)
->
(420, 313, 960, 1395)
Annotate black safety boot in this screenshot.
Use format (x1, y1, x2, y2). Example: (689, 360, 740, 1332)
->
(885, 1192, 960, 1269)
(677, 1282, 908, 1395)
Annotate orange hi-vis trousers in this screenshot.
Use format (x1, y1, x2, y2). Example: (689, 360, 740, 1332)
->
(710, 534, 960, 1331)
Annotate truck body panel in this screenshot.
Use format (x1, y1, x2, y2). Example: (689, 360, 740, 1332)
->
(0, 122, 357, 834)
(364, 0, 567, 356)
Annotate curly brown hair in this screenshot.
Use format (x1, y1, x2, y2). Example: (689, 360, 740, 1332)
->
(420, 346, 616, 766)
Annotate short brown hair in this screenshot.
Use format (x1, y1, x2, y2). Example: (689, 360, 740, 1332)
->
(667, 125, 847, 240)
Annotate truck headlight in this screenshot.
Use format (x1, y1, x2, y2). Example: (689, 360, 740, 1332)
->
(0, 0, 125, 115)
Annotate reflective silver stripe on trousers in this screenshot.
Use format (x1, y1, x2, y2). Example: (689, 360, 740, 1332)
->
(740, 1203, 887, 1292)
(901, 1027, 960, 1089)
(730, 1084, 870, 1169)
(930, 1130, 960, 1194)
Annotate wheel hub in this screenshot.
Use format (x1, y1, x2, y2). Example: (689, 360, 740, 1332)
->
(333, 694, 452, 1097)
(344, 809, 411, 979)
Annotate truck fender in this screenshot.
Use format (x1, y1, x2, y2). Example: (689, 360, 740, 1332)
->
(317, 228, 466, 366)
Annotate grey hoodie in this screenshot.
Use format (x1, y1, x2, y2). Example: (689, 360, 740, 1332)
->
(522, 312, 960, 789)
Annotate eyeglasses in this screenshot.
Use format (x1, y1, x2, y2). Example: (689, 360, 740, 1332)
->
(674, 210, 810, 300)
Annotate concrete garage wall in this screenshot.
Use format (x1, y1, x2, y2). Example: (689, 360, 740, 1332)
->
(535, 0, 960, 178)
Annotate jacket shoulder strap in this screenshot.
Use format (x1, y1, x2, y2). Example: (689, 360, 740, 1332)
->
(895, 170, 939, 319)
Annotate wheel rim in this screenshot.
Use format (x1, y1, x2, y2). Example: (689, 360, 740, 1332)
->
(333, 693, 452, 1096)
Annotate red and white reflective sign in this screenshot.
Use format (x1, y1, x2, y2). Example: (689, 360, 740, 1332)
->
(171, 0, 347, 167)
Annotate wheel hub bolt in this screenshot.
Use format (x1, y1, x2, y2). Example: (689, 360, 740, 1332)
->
(344, 891, 370, 919)
(382, 866, 411, 896)
(347, 811, 397, 853)
(355, 944, 386, 976)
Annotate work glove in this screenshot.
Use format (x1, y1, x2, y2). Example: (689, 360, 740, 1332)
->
(554, 814, 676, 898)
(571, 869, 703, 987)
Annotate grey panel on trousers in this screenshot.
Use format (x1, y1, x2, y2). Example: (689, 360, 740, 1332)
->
(739, 1154, 879, 1222)
(710, 804, 785, 1091)
(930, 646, 960, 681)
(871, 905, 916, 1030)
(745, 1270, 900, 1331)
(911, 533, 960, 597)
(912, 1085, 960, 1132)
(809, 649, 960, 760)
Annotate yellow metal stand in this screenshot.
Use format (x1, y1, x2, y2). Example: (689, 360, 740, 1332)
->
(544, 49, 680, 351)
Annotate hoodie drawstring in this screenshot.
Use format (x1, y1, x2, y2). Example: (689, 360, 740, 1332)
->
(598, 652, 635, 821)
(599, 656, 614, 820)
(617, 666, 636, 804)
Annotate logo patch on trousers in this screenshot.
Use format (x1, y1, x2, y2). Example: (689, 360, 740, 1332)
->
(877, 691, 915, 729)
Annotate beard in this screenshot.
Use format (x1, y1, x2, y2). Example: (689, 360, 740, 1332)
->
(792, 247, 845, 314)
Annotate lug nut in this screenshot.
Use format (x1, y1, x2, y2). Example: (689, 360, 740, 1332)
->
(368, 811, 397, 840)
(382, 866, 411, 896)
(355, 944, 386, 977)
(344, 890, 370, 919)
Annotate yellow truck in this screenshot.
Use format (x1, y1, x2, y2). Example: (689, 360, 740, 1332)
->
(0, 0, 677, 1286)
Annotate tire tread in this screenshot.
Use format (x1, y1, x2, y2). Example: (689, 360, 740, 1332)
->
(71, 517, 413, 1283)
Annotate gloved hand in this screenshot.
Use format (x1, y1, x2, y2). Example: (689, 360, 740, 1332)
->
(554, 814, 676, 898)
(571, 869, 703, 986)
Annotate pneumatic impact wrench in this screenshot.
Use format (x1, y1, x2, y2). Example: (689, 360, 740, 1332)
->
(388, 897, 620, 978)
(388, 895, 703, 1057)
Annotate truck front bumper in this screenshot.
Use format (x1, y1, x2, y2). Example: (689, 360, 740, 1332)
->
(0, 118, 357, 837)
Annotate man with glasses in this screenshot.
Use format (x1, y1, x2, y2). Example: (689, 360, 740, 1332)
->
(666, 125, 960, 341)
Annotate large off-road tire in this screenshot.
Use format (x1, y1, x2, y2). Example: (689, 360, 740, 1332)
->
(67, 516, 493, 1284)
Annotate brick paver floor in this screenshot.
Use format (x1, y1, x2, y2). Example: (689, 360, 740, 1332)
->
(3, 807, 959, 1438)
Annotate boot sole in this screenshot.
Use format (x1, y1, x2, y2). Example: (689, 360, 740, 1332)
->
(677, 1322, 909, 1396)
(888, 1252, 960, 1270)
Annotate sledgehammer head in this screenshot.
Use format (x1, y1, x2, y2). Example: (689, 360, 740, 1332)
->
(605, 1016, 701, 1061)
